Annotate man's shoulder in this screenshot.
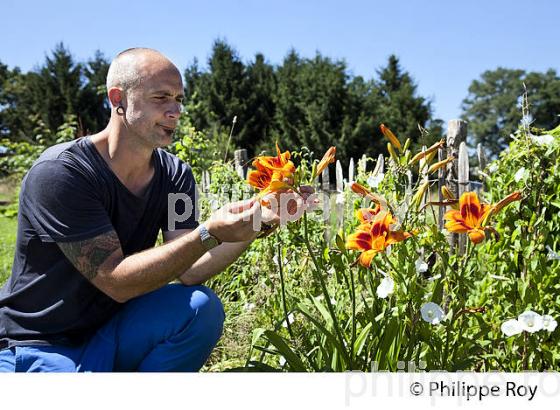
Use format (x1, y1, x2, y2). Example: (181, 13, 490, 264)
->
(155, 148, 194, 181)
(22, 137, 100, 196)
(35, 137, 85, 164)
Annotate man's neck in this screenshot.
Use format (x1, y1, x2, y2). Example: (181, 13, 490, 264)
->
(90, 123, 155, 196)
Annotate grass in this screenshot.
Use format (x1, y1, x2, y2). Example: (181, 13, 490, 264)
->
(0, 215, 17, 286)
(0, 175, 19, 286)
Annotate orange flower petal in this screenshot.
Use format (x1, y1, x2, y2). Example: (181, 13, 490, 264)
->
(386, 230, 413, 245)
(358, 250, 378, 267)
(468, 229, 486, 244)
(444, 209, 472, 231)
(459, 192, 483, 228)
(355, 206, 381, 224)
(346, 231, 372, 251)
(247, 169, 272, 190)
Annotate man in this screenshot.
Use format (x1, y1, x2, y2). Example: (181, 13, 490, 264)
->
(0, 48, 310, 372)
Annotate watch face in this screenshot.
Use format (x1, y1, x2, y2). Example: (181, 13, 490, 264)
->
(204, 236, 219, 250)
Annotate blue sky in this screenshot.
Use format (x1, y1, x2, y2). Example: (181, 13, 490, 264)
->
(1, 0, 559, 124)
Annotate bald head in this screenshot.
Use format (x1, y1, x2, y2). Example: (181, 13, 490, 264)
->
(106, 48, 180, 92)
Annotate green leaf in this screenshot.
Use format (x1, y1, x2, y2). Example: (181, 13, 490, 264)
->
(262, 330, 307, 371)
(354, 322, 373, 356)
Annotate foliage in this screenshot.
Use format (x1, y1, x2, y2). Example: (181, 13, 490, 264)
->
(201, 118, 560, 372)
(461, 67, 560, 158)
(0, 43, 109, 142)
(184, 40, 438, 165)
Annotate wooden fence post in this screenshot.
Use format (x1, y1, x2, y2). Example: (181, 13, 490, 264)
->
(335, 160, 344, 233)
(234, 149, 248, 179)
(457, 141, 470, 255)
(321, 166, 331, 243)
(445, 119, 468, 249)
(437, 147, 446, 231)
(348, 157, 355, 183)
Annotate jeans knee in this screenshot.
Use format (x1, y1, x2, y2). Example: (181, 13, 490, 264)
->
(188, 285, 225, 344)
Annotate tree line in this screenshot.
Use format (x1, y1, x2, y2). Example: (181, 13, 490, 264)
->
(1, 41, 559, 163)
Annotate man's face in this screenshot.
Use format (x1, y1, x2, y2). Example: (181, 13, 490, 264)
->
(123, 61, 184, 149)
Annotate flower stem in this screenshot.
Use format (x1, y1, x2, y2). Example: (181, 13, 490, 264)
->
(276, 233, 294, 339)
(303, 211, 351, 367)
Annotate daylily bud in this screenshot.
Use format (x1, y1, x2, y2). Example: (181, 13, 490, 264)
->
(428, 156, 455, 174)
(410, 139, 445, 164)
(493, 191, 522, 214)
(380, 124, 402, 151)
(441, 185, 456, 201)
(313, 146, 336, 179)
(412, 181, 430, 210)
(387, 143, 399, 163)
(351, 182, 379, 203)
(403, 138, 411, 152)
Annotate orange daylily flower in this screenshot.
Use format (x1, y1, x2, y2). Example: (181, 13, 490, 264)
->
(380, 124, 402, 151)
(248, 144, 296, 194)
(252, 143, 296, 178)
(313, 146, 336, 179)
(444, 191, 521, 244)
(346, 211, 413, 267)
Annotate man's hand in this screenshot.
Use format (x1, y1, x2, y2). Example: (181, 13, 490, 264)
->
(205, 199, 269, 243)
(205, 185, 317, 243)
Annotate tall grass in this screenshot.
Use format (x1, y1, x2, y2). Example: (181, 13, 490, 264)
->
(0, 216, 17, 285)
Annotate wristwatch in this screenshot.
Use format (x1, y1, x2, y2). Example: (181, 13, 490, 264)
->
(199, 224, 221, 250)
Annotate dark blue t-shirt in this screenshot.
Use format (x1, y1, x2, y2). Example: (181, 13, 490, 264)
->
(0, 136, 199, 348)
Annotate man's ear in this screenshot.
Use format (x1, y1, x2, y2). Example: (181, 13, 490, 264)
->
(108, 87, 124, 109)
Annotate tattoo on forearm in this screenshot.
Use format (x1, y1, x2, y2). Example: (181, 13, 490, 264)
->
(58, 231, 122, 280)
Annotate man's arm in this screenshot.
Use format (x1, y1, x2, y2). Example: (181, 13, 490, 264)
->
(163, 229, 256, 286)
(57, 199, 265, 303)
(58, 227, 209, 303)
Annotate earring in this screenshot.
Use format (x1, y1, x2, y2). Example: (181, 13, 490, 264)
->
(116, 105, 125, 116)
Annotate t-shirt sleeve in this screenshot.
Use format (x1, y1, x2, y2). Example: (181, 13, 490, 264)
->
(21, 160, 114, 243)
(161, 157, 200, 232)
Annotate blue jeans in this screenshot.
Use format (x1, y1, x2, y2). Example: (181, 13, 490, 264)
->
(0, 284, 225, 372)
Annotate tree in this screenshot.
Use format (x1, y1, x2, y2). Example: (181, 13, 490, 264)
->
(273, 51, 352, 162)
(373, 55, 437, 153)
(462, 67, 560, 158)
(80, 50, 110, 134)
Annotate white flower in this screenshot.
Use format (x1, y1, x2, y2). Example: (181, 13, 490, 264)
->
(520, 114, 533, 128)
(367, 173, 384, 188)
(243, 302, 256, 312)
(530, 133, 555, 146)
(282, 313, 295, 328)
(273, 254, 288, 267)
(420, 302, 444, 325)
(518, 310, 544, 333)
(488, 163, 499, 174)
(546, 246, 560, 261)
(501, 319, 523, 336)
(335, 193, 345, 205)
(376, 277, 394, 299)
(514, 167, 527, 183)
(279, 356, 286, 366)
(542, 315, 557, 332)
(415, 257, 428, 274)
